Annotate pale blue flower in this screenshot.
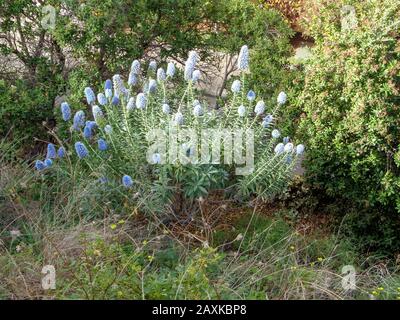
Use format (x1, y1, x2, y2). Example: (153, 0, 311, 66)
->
(112, 96, 120, 106)
(174, 111, 184, 125)
(92, 105, 103, 123)
(162, 103, 170, 114)
(122, 175, 133, 188)
(105, 79, 112, 90)
(238, 105, 246, 117)
(188, 51, 199, 64)
(60, 102, 71, 121)
(184, 51, 198, 81)
(148, 79, 157, 93)
(192, 99, 200, 107)
(274, 143, 284, 155)
(184, 62, 194, 81)
(271, 129, 280, 139)
(149, 60, 157, 71)
(238, 45, 249, 70)
(104, 80, 113, 98)
(127, 97, 135, 112)
(74, 141, 89, 159)
(193, 104, 203, 117)
(105, 88, 113, 99)
(166, 62, 175, 77)
(136, 93, 147, 109)
(57, 147, 66, 158)
(254, 101, 265, 115)
(35, 160, 46, 171)
(112, 74, 127, 98)
(84, 87, 96, 105)
(86, 121, 97, 130)
(44, 158, 53, 167)
(128, 71, 137, 86)
(277, 91, 287, 105)
(83, 125, 92, 139)
(157, 68, 166, 82)
(296, 144, 305, 155)
(98, 138, 108, 151)
(97, 93, 107, 106)
(231, 80, 241, 93)
(247, 90, 256, 101)
(131, 60, 141, 74)
(192, 70, 201, 82)
(284, 143, 294, 153)
(47, 143, 56, 159)
(73, 110, 85, 130)
(104, 125, 112, 135)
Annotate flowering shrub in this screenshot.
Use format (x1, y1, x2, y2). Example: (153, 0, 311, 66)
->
(34, 46, 304, 216)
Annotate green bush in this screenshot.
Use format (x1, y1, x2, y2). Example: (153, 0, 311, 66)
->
(291, 0, 400, 252)
(0, 80, 55, 149)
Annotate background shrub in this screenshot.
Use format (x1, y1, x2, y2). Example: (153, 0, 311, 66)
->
(289, 0, 400, 252)
(0, 79, 56, 153)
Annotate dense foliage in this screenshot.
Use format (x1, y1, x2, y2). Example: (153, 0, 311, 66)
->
(291, 0, 400, 252)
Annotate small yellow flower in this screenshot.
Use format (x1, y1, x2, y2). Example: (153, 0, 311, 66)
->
(93, 249, 101, 256)
(291, 266, 297, 271)
(117, 291, 123, 297)
(142, 240, 148, 245)
(118, 219, 125, 224)
(371, 290, 378, 296)
(290, 246, 295, 251)
(147, 255, 154, 262)
(110, 224, 117, 230)
(317, 257, 323, 262)
(377, 287, 384, 291)
(310, 262, 315, 267)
